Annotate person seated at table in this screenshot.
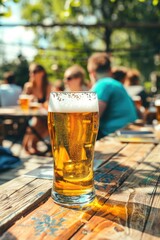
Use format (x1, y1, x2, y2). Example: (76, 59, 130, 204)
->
(87, 52, 138, 140)
(0, 71, 22, 107)
(124, 68, 149, 109)
(22, 63, 53, 155)
(63, 64, 89, 91)
(124, 68, 149, 120)
(112, 66, 144, 120)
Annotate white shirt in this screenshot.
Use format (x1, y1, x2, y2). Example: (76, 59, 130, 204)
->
(125, 85, 144, 98)
(0, 84, 22, 107)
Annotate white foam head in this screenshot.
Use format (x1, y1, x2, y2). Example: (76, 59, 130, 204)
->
(48, 92, 99, 112)
(155, 99, 160, 106)
(19, 94, 32, 100)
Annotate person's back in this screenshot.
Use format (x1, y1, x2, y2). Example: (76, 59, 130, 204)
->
(87, 52, 137, 139)
(0, 72, 22, 107)
(92, 77, 137, 136)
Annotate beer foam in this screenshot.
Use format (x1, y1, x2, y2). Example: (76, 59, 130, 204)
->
(48, 92, 99, 112)
(155, 99, 160, 106)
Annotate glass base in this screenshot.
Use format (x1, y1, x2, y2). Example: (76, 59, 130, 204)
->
(51, 189, 95, 208)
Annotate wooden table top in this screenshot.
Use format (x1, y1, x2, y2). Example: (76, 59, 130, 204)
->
(0, 138, 160, 240)
(0, 106, 47, 117)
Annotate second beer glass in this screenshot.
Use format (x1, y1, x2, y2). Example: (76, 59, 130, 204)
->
(48, 92, 99, 207)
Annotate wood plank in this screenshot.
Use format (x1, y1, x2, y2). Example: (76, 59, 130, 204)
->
(95, 143, 154, 198)
(94, 140, 126, 161)
(0, 141, 123, 184)
(0, 177, 52, 234)
(0, 143, 154, 239)
(0, 140, 124, 235)
(71, 144, 160, 240)
(141, 147, 160, 240)
(0, 198, 93, 240)
(93, 140, 126, 170)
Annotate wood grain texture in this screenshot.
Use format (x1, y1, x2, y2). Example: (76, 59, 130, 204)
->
(0, 140, 125, 236)
(0, 177, 52, 234)
(71, 144, 160, 240)
(0, 143, 156, 240)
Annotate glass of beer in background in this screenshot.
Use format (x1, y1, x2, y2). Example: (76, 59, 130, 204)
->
(19, 94, 31, 111)
(48, 92, 99, 207)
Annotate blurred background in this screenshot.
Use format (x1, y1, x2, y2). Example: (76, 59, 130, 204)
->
(0, 0, 160, 93)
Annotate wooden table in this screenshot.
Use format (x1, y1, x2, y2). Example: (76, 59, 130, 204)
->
(0, 106, 48, 117)
(0, 106, 50, 152)
(0, 138, 160, 239)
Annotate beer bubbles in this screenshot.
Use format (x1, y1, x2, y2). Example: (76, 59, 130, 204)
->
(48, 92, 99, 113)
(48, 92, 99, 207)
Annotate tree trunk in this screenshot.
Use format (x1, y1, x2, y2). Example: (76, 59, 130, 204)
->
(104, 27, 112, 52)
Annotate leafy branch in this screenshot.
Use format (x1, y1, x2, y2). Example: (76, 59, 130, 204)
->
(0, 0, 20, 17)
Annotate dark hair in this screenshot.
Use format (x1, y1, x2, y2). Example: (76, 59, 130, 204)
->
(29, 63, 49, 100)
(3, 71, 15, 84)
(32, 64, 45, 73)
(112, 67, 127, 83)
(87, 52, 111, 74)
(127, 69, 140, 85)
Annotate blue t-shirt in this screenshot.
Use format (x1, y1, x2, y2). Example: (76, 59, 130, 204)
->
(91, 77, 137, 136)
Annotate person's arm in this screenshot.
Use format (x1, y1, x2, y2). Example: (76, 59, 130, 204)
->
(99, 100, 107, 117)
(42, 83, 54, 110)
(91, 80, 109, 117)
(23, 82, 33, 95)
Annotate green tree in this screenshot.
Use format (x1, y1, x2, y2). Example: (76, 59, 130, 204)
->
(0, 54, 29, 87)
(0, 0, 20, 16)
(20, 0, 160, 82)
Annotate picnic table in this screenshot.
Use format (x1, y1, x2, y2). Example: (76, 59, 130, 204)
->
(0, 106, 50, 153)
(0, 133, 160, 240)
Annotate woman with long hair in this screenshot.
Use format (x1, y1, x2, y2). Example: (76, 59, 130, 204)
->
(22, 63, 53, 155)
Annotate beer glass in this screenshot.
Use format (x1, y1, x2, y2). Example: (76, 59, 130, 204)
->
(19, 94, 31, 111)
(48, 92, 99, 207)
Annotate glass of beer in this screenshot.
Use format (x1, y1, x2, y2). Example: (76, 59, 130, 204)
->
(19, 94, 31, 111)
(48, 92, 99, 207)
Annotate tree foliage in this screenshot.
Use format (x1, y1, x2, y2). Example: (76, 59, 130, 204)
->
(0, 0, 20, 16)
(19, 0, 160, 82)
(0, 54, 29, 87)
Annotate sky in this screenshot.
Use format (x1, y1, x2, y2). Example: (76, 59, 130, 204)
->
(0, 1, 37, 63)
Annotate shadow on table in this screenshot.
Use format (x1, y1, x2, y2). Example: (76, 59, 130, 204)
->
(86, 154, 160, 238)
(0, 147, 159, 238)
(84, 195, 160, 239)
(0, 232, 17, 240)
(0, 155, 52, 185)
(94, 159, 160, 195)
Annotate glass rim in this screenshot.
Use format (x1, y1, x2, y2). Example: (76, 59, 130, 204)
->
(48, 91, 99, 113)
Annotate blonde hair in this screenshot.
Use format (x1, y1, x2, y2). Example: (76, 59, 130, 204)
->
(64, 64, 86, 85)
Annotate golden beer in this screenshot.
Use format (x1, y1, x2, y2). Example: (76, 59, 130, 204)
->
(19, 95, 30, 111)
(29, 102, 40, 111)
(48, 92, 99, 207)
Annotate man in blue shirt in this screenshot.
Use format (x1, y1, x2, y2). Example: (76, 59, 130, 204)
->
(87, 52, 138, 139)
